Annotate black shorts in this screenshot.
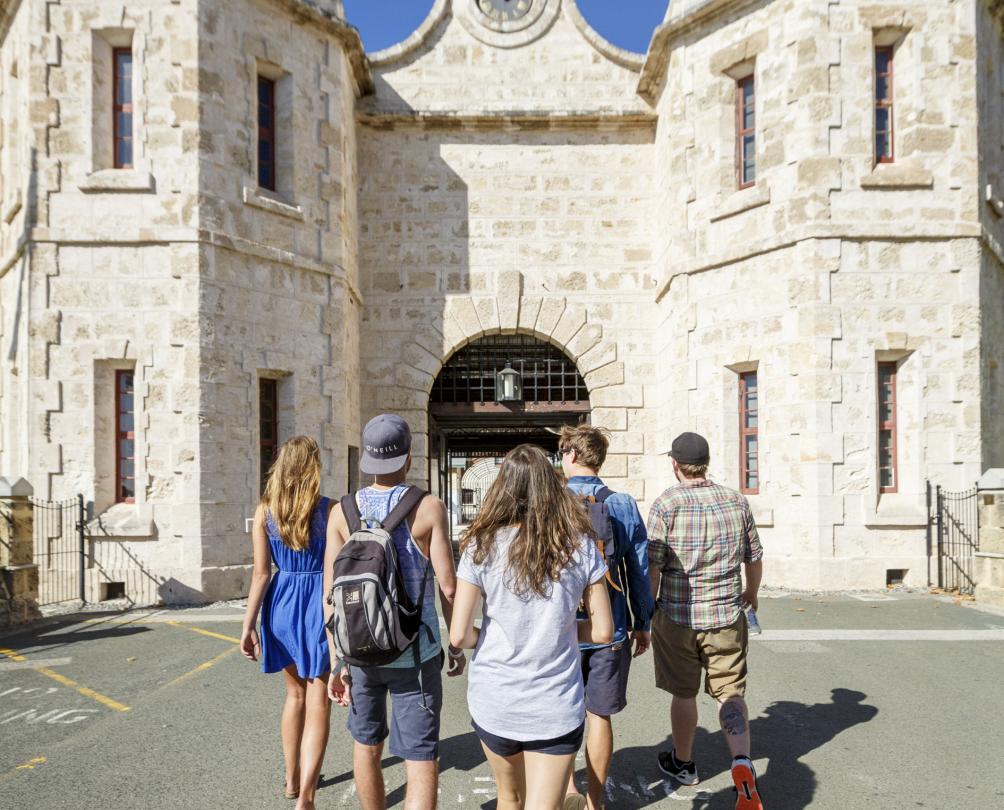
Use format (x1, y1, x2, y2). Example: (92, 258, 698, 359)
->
(581, 641, 632, 717)
(472, 720, 585, 757)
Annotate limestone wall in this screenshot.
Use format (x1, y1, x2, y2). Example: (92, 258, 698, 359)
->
(357, 123, 659, 504)
(0, 0, 33, 479)
(195, 0, 362, 599)
(977, 3, 1004, 471)
(647, 0, 987, 589)
(362, 1, 648, 117)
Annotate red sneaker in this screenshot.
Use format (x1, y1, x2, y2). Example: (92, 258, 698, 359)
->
(731, 757, 764, 810)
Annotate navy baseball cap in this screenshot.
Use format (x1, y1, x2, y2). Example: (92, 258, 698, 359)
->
(360, 414, 412, 475)
(668, 432, 710, 465)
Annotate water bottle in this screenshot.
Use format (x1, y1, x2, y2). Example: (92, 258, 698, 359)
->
(744, 605, 762, 635)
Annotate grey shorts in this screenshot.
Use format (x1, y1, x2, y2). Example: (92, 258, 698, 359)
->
(346, 654, 443, 762)
(581, 641, 632, 717)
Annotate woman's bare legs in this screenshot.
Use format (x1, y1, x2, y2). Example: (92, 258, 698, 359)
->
(281, 666, 307, 797)
(481, 743, 526, 810)
(523, 751, 578, 810)
(295, 672, 331, 810)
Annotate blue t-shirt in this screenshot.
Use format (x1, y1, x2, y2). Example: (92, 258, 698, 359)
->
(457, 528, 607, 740)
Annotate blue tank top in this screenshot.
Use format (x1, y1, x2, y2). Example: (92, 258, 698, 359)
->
(355, 485, 441, 668)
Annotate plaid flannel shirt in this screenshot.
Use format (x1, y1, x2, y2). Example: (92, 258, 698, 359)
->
(646, 479, 763, 630)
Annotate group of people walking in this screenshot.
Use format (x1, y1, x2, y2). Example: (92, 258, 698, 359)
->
(240, 414, 765, 810)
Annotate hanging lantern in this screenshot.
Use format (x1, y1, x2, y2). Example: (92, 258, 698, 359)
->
(496, 361, 523, 403)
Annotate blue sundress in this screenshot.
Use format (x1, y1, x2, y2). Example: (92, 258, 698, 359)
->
(260, 496, 331, 678)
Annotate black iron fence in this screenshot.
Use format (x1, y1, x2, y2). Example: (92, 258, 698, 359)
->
(31, 495, 86, 606)
(928, 482, 980, 595)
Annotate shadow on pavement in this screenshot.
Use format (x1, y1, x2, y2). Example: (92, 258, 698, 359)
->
(0, 615, 152, 653)
(608, 688, 879, 809)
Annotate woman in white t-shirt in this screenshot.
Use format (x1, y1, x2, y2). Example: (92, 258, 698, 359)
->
(449, 444, 614, 810)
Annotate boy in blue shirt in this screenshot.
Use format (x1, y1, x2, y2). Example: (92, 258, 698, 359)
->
(560, 425, 655, 810)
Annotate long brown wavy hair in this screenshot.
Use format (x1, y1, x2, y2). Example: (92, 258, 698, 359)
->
(261, 436, 321, 552)
(460, 444, 595, 599)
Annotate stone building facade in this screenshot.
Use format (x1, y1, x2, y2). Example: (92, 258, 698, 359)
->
(0, 0, 1001, 604)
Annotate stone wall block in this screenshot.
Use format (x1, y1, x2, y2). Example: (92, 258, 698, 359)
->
(447, 297, 484, 342)
(474, 297, 501, 334)
(551, 304, 587, 349)
(535, 298, 566, 337)
(567, 323, 603, 360)
(585, 361, 625, 392)
(517, 297, 542, 332)
(578, 341, 617, 375)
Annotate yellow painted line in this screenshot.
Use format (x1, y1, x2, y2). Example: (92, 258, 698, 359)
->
(0, 647, 130, 713)
(162, 646, 239, 690)
(15, 757, 46, 771)
(165, 621, 241, 645)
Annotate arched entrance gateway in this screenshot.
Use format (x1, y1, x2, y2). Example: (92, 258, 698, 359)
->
(428, 334, 590, 538)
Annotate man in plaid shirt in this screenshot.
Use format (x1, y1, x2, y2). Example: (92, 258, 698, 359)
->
(647, 432, 765, 810)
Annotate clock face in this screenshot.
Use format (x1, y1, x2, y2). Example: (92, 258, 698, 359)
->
(478, 0, 533, 24)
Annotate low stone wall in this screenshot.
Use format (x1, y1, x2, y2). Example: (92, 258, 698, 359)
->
(975, 470, 1004, 607)
(0, 477, 40, 628)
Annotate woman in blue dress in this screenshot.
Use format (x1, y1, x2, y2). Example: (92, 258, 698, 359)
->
(241, 435, 334, 810)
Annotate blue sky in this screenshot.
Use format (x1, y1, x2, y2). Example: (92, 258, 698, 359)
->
(343, 1, 669, 55)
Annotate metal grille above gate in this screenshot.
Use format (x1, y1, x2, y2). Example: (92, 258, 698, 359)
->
(430, 334, 588, 409)
(927, 482, 980, 595)
(31, 495, 86, 606)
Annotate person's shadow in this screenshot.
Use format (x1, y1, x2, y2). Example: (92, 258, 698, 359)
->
(606, 688, 879, 809)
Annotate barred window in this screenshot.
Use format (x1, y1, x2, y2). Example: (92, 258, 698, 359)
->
(116, 370, 136, 503)
(739, 370, 759, 494)
(878, 362, 898, 493)
(737, 75, 756, 188)
(875, 46, 894, 163)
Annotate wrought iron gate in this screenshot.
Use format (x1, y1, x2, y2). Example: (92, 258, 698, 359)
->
(928, 482, 980, 595)
(31, 495, 86, 606)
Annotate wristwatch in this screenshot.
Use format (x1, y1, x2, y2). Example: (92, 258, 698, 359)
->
(447, 644, 464, 659)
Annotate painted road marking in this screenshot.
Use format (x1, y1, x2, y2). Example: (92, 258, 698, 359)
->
(163, 646, 240, 690)
(14, 757, 46, 771)
(754, 629, 1004, 641)
(0, 708, 99, 725)
(0, 658, 72, 672)
(0, 648, 130, 713)
(165, 621, 241, 644)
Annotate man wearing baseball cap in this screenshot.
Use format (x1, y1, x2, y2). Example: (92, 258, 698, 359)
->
(325, 414, 465, 810)
(647, 432, 765, 810)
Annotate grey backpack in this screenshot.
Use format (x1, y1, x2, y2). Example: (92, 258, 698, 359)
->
(325, 486, 428, 668)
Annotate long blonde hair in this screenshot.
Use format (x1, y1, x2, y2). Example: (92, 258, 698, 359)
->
(261, 436, 321, 552)
(461, 444, 595, 599)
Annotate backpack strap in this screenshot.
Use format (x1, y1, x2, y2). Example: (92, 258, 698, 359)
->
(340, 493, 362, 535)
(382, 486, 428, 533)
(594, 486, 615, 503)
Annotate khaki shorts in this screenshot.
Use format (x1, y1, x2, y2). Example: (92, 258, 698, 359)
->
(652, 610, 748, 701)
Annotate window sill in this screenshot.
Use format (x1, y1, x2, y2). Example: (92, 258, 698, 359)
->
(860, 164, 933, 190)
(709, 183, 771, 223)
(78, 169, 156, 194)
(86, 503, 156, 539)
(242, 185, 304, 221)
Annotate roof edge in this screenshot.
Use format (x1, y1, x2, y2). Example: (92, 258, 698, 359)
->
(565, 0, 645, 72)
(275, 0, 373, 95)
(368, 0, 449, 68)
(638, 0, 761, 105)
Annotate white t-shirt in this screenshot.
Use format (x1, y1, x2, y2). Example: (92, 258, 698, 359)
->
(457, 527, 608, 740)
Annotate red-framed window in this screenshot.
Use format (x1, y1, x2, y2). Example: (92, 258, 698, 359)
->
(739, 370, 759, 494)
(875, 46, 894, 163)
(112, 48, 134, 169)
(257, 76, 276, 191)
(115, 370, 136, 503)
(878, 362, 898, 493)
(259, 378, 278, 494)
(737, 74, 756, 188)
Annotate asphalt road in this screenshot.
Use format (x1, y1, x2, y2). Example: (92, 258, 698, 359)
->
(2, 591, 1003, 809)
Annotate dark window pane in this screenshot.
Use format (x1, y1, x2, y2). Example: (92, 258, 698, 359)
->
(876, 49, 890, 75)
(743, 98, 755, 130)
(876, 75, 889, 101)
(876, 107, 889, 133)
(120, 459, 135, 477)
(121, 439, 134, 458)
(119, 413, 134, 433)
(876, 133, 889, 159)
(120, 480, 135, 500)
